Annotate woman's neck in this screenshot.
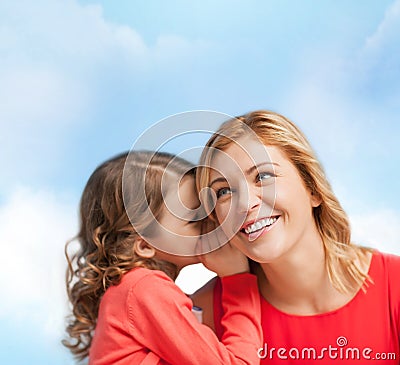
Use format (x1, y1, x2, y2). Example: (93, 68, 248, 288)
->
(256, 233, 357, 315)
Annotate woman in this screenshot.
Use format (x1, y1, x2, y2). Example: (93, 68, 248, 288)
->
(193, 110, 400, 364)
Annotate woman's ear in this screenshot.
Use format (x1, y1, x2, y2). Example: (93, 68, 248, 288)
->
(133, 238, 156, 259)
(310, 190, 322, 207)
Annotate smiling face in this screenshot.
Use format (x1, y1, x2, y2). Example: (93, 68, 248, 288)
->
(209, 136, 321, 263)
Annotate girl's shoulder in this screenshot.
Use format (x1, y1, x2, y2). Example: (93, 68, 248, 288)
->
(122, 267, 174, 289)
(103, 267, 174, 300)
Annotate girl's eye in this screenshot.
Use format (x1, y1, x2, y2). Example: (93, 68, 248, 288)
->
(256, 172, 275, 182)
(216, 187, 231, 198)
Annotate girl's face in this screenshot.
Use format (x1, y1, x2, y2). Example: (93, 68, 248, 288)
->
(153, 175, 201, 265)
(208, 136, 321, 263)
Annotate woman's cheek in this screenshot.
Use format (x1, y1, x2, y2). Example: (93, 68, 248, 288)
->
(215, 204, 227, 224)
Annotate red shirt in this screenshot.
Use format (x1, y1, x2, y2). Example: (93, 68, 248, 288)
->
(214, 251, 400, 364)
(89, 268, 262, 365)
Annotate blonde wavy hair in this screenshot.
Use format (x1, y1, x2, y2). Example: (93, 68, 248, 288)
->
(63, 150, 194, 360)
(197, 110, 371, 294)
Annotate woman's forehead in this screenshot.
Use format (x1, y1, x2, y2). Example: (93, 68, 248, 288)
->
(209, 139, 284, 173)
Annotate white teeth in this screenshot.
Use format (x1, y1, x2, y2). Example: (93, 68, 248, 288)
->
(244, 217, 278, 234)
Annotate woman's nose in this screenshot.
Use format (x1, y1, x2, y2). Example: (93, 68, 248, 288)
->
(236, 186, 262, 213)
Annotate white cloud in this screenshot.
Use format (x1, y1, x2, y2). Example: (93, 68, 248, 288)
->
(0, 187, 78, 338)
(0, 67, 89, 127)
(365, 0, 400, 52)
(0, 0, 145, 62)
(358, 0, 400, 106)
(0, 0, 209, 85)
(284, 0, 400, 191)
(350, 209, 400, 255)
(0, 0, 212, 191)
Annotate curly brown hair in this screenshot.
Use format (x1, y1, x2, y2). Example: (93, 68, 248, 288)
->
(63, 150, 194, 360)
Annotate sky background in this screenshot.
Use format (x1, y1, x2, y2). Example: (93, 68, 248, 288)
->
(0, 0, 399, 364)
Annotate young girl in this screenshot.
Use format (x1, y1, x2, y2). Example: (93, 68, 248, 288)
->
(63, 150, 262, 365)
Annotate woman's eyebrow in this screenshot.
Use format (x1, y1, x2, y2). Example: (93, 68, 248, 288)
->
(246, 162, 279, 175)
(209, 162, 279, 187)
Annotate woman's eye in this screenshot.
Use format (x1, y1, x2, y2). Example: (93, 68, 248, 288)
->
(256, 172, 274, 182)
(216, 187, 231, 198)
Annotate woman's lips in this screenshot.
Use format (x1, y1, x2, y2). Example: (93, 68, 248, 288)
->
(241, 216, 280, 241)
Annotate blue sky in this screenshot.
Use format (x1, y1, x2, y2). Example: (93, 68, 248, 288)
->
(0, 0, 399, 363)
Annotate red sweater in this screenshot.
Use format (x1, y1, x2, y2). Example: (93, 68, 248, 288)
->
(214, 251, 400, 364)
(89, 268, 262, 365)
